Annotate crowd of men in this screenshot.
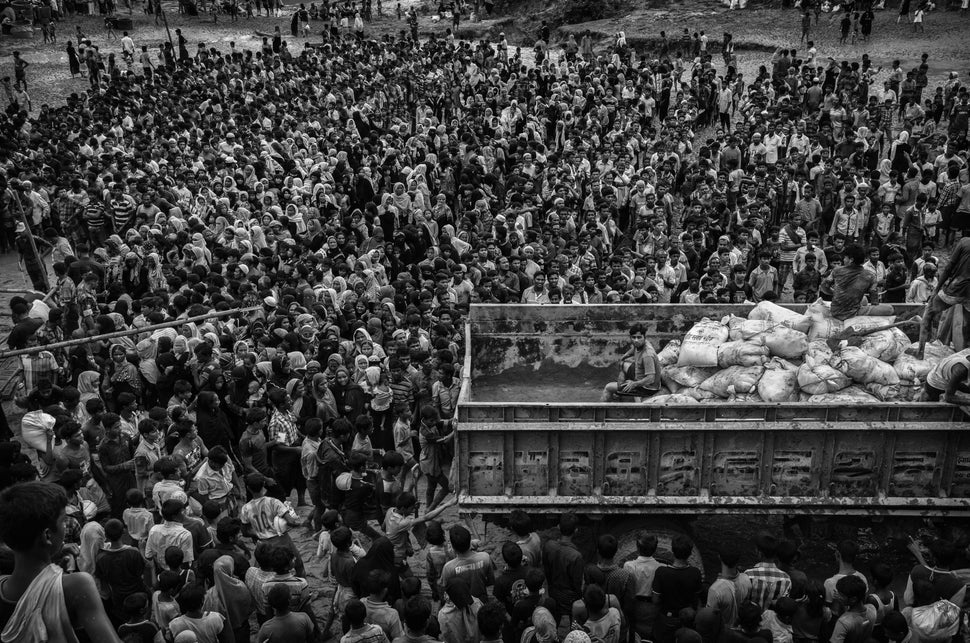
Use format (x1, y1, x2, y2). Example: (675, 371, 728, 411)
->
(1, 3, 970, 642)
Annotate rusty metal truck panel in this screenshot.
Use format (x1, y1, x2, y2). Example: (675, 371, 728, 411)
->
(455, 304, 970, 517)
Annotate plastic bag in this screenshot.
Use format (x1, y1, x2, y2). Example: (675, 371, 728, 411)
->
(858, 327, 910, 362)
(909, 600, 961, 641)
(758, 358, 800, 402)
(677, 318, 729, 367)
(682, 386, 720, 401)
(699, 365, 765, 398)
(19, 410, 56, 452)
(717, 339, 770, 367)
(843, 315, 897, 332)
(797, 354, 853, 395)
(832, 346, 901, 386)
(724, 315, 748, 341)
(807, 314, 891, 341)
(28, 299, 51, 322)
(657, 340, 682, 367)
(922, 340, 956, 363)
(866, 381, 901, 401)
(807, 316, 843, 342)
(740, 324, 810, 360)
(728, 390, 763, 403)
(894, 352, 936, 381)
(747, 301, 811, 333)
(663, 365, 717, 389)
(644, 393, 698, 405)
(808, 386, 881, 404)
(806, 298, 831, 319)
(897, 379, 925, 401)
(806, 340, 834, 361)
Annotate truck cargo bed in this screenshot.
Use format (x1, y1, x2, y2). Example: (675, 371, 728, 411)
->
(455, 304, 970, 518)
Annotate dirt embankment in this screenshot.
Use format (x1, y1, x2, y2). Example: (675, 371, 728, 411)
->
(486, 0, 970, 91)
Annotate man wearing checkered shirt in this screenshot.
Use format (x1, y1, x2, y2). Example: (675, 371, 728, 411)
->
(743, 532, 792, 610)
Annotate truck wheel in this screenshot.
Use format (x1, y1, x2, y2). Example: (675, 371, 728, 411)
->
(610, 519, 704, 570)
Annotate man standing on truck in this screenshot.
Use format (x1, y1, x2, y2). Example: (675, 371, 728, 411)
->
(910, 235, 970, 359)
(923, 348, 970, 403)
(601, 323, 661, 402)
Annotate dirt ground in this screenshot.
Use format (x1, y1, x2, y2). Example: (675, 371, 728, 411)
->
(558, 2, 970, 91)
(4, 0, 969, 109)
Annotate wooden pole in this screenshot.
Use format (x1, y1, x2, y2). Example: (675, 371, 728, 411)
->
(0, 305, 262, 360)
(9, 189, 49, 292)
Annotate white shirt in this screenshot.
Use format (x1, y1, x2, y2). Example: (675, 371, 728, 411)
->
(240, 496, 295, 540)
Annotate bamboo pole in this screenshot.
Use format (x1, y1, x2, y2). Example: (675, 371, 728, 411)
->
(0, 305, 262, 360)
(0, 289, 49, 296)
(10, 189, 49, 292)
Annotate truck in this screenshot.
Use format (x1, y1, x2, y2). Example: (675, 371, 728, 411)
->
(453, 304, 970, 560)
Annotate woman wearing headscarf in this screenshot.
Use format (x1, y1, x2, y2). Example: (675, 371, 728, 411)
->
(391, 182, 412, 214)
(146, 252, 168, 293)
(307, 373, 340, 424)
(103, 344, 143, 408)
(351, 538, 402, 604)
(890, 130, 913, 175)
(77, 519, 106, 576)
(269, 355, 293, 390)
(351, 354, 371, 385)
(77, 370, 102, 407)
(330, 367, 368, 422)
(204, 555, 255, 643)
(104, 236, 126, 285)
(322, 354, 344, 386)
(184, 245, 208, 268)
(196, 390, 237, 454)
(353, 328, 386, 361)
(122, 252, 149, 299)
(439, 577, 484, 643)
(363, 365, 394, 452)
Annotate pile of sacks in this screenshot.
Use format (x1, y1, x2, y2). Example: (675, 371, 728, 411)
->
(650, 300, 952, 405)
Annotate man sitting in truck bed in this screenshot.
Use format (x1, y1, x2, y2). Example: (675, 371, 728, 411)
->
(826, 244, 896, 321)
(601, 323, 661, 402)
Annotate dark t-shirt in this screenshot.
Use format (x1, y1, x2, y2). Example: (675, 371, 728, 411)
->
(256, 611, 315, 643)
(830, 264, 877, 320)
(493, 566, 529, 611)
(95, 546, 147, 615)
(239, 430, 271, 476)
(653, 565, 703, 613)
(910, 564, 964, 602)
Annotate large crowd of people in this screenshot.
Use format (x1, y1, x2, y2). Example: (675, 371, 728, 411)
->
(1, 1, 970, 642)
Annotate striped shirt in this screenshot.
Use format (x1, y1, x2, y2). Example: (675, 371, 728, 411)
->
(84, 202, 107, 228)
(388, 377, 416, 412)
(21, 352, 59, 393)
(109, 196, 135, 232)
(743, 562, 791, 610)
